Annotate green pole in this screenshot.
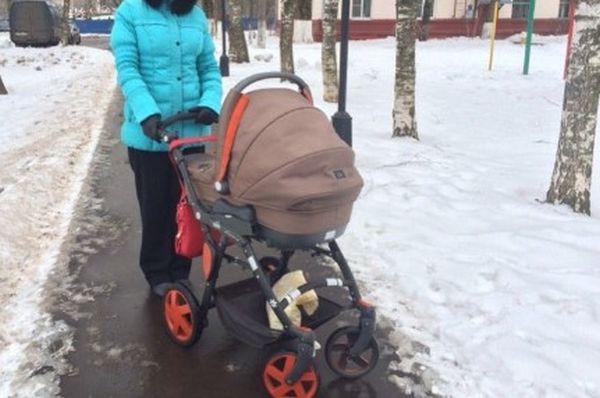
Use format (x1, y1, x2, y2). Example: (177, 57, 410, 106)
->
(523, 0, 537, 75)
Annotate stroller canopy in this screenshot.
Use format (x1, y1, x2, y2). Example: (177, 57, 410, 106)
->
(190, 73, 363, 237)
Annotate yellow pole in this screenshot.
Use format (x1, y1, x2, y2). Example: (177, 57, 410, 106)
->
(488, 0, 500, 71)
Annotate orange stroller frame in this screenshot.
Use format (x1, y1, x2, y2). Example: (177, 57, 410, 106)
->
(159, 72, 379, 398)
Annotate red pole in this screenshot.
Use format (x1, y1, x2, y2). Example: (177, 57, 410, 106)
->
(563, 0, 576, 80)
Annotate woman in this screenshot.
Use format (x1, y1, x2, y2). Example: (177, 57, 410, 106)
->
(110, 0, 222, 297)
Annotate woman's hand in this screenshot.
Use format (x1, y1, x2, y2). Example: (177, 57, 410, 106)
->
(189, 106, 219, 125)
(141, 114, 162, 142)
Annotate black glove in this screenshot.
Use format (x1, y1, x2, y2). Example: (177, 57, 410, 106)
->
(189, 106, 219, 125)
(141, 114, 162, 142)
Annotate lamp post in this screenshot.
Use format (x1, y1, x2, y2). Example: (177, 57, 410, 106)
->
(220, 0, 230, 77)
(331, 0, 352, 147)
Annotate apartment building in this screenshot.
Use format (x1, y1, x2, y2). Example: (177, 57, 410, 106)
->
(311, 0, 570, 40)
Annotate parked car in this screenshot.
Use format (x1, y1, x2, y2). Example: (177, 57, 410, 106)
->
(9, 0, 61, 46)
(0, 19, 9, 32)
(68, 20, 81, 45)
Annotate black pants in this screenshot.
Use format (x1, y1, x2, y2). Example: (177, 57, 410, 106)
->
(127, 147, 191, 286)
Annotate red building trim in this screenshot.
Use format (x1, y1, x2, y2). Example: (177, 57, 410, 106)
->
(312, 18, 568, 42)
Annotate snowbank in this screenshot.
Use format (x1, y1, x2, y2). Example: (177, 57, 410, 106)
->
(0, 32, 13, 49)
(344, 38, 600, 398)
(226, 36, 600, 397)
(0, 44, 115, 396)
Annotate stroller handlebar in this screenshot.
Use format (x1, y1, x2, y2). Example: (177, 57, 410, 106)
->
(159, 72, 311, 143)
(161, 111, 197, 128)
(159, 111, 199, 143)
(233, 72, 311, 96)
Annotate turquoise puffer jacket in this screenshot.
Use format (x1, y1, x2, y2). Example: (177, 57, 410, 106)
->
(110, 0, 222, 151)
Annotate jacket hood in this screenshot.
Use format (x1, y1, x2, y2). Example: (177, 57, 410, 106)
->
(144, 0, 196, 16)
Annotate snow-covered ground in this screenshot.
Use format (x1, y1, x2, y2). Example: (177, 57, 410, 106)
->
(0, 34, 115, 396)
(225, 35, 600, 397)
(1, 31, 599, 398)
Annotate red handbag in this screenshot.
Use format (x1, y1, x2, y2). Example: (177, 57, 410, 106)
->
(170, 135, 220, 258)
(175, 192, 205, 258)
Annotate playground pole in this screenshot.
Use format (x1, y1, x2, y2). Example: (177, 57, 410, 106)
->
(488, 0, 500, 71)
(563, 0, 576, 79)
(522, 0, 537, 75)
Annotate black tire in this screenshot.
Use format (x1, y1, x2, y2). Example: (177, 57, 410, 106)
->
(325, 327, 379, 379)
(162, 282, 202, 347)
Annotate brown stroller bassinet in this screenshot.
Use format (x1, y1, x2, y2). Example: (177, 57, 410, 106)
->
(184, 72, 363, 247)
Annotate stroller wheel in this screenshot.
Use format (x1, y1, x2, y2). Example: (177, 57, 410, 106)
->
(163, 282, 202, 347)
(263, 352, 319, 398)
(325, 327, 379, 379)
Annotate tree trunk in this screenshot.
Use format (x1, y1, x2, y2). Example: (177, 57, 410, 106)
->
(62, 0, 71, 44)
(280, 0, 295, 74)
(211, 0, 219, 38)
(546, 0, 600, 215)
(293, 0, 313, 43)
(257, 0, 267, 48)
(321, 0, 338, 103)
(295, 0, 312, 20)
(199, 0, 214, 18)
(0, 0, 9, 17)
(228, 0, 249, 63)
(392, 0, 419, 139)
(0, 75, 7, 95)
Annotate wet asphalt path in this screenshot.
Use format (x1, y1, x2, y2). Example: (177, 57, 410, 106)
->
(57, 37, 408, 398)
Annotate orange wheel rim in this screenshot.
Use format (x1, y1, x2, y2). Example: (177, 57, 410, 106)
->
(263, 353, 318, 398)
(164, 290, 193, 342)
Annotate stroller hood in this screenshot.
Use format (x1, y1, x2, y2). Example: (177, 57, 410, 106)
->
(196, 76, 364, 237)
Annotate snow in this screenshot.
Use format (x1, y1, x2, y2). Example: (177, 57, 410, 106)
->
(224, 36, 600, 397)
(0, 36, 115, 396)
(0, 31, 598, 398)
(0, 32, 12, 49)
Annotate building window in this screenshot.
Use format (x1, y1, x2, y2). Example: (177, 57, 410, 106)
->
(352, 0, 371, 18)
(512, 0, 530, 19)
(558, 0, 570, 18)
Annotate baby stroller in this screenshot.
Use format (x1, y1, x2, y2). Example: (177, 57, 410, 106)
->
(159, 72, 379, 398)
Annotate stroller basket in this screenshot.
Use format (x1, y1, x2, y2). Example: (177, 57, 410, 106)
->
(216, 278, 344, 348)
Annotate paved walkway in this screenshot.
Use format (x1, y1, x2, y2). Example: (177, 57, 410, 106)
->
(57, 38, 407, 398)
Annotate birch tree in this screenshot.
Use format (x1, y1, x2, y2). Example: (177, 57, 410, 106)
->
(280, 0, 295, 73)
(1, 0, 10, 16)
(0, 75, 7, 95)
(228, 0, 249, 63)
(321, 0, 339, 102)
(257, 0, 267, 49)
(211, 0, 219, 38)
(546, 0, 600, 214)
(201, 0, 214, 17)
(62, 0, 71, 44)
(392, 0, 419, 139)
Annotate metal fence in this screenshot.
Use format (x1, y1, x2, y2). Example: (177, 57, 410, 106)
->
(73, 17, 276, 35)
